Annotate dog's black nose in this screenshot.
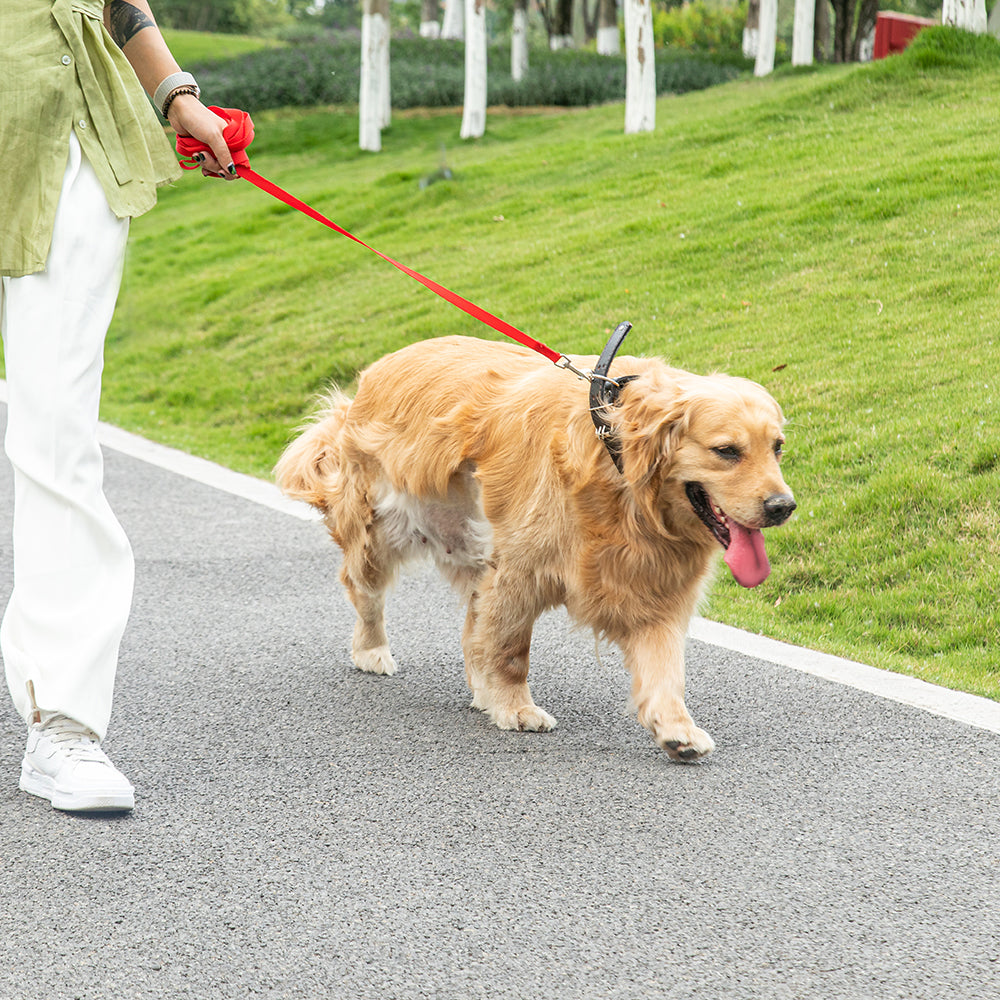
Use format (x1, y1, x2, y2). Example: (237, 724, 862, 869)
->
(763, 494, 796, 526)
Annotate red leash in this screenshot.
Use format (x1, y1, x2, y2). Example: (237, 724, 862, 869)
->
(177, 108, 587, 373)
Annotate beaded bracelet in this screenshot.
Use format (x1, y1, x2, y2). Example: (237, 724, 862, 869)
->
(161, 85, 200, 119)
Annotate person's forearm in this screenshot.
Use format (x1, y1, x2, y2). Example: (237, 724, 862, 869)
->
(103, 1, 180, 98)
(103, 1, 236, 177)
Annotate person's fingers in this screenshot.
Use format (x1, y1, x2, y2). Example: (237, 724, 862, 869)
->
(203, 110, 237, 180)
(210, 144, 237, 178)
(171, 101, 238, 180)
(192, 150, 226, 177)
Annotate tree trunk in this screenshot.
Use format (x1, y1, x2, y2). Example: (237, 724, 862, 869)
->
(792, 0, 815, 65)
(754, 0, 777, 75)
(572, 0, 588, 46)
(441, 0, 463, 40)
(828, 0, 882, 61)
(596, 0, 620, 55)
(512, 0, 529, 81)
(420, 0, 441, 38)
(359, 0, 390, 152)
(460, 0, 486, 139)
(743, 0, 760, 58)
(830, 0, 852, 61)
(380, 11, 391, 128)
(623, 0, 654, 134)
(550, 0, 574, 49)
(852, 0, 878, 60)
(942, 0, 988, 32)
(814, 0, 830, 61)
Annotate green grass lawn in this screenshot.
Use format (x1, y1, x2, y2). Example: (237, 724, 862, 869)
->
(106, 29, 999, 699)
(160, 28, 282, 63)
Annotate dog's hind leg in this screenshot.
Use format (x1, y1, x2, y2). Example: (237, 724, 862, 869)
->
(462, 566, 556, 733)
(345, 577, 397, 676)
(461, 591, 488, 707)
(335, 504, 401, 677)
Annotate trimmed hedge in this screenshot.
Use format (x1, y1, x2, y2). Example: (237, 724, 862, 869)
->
(189, 34, 749, 112)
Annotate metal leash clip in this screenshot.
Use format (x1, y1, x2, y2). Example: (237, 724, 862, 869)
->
(555, 355, 594, 383)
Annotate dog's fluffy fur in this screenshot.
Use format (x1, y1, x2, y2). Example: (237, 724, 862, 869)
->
(276, 336, 794, 760)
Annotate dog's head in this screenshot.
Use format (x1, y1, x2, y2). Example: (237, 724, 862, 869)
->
(612, 366, 795, 588)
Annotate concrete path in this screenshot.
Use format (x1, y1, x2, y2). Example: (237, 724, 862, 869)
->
(0, 411, 997, 1000)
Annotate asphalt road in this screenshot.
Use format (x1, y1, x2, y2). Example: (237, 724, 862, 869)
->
(0, 417, 997, 1000)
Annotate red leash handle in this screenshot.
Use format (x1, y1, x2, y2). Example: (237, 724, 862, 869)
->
(175, 108, 563, 365)
(176, 106, 254, 169)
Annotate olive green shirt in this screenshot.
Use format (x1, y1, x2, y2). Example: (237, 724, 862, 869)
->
(1, 0, 181, 277)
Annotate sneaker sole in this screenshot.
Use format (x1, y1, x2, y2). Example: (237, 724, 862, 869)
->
(20, 762, 134, 812)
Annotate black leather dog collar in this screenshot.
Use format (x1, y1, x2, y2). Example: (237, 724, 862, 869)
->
(589, 321, 639, 473)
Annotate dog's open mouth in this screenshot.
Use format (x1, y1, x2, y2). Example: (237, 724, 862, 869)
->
(685, 483, 771, 589)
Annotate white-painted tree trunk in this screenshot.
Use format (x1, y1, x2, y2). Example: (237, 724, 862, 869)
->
(359, 0, 390, 152)
(942, 0, 987, 33)
(597, 26, 621, 55)
(857, 26, 875, 62)
(623, 0, 655, 133)
(419, 0, 440, 37)
(791, 0, 814, 65)
(460, 0, 486, 139)
(550, 35, 574, 49)
(512, 4, 529, 82)
(754, 0, 777, 76)
(441, 0, 463, 40)
(596, 0, 620, 55)
(380, 19, 391, 128)
(743, 0, 760, 57)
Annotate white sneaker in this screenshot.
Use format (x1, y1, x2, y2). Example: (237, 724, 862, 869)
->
(20, 715, 135, 812)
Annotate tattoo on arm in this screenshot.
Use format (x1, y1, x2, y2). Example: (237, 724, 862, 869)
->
(106, 2, 155, 49)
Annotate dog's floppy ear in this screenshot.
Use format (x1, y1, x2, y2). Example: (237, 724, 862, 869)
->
(613, 375, 691, 489)
(274, 393, 350, 510)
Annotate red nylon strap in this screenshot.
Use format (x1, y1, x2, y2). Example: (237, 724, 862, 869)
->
(176, 107, 562, 364)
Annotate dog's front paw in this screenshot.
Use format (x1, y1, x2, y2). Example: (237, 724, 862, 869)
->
(352, 644, 398, 676)
(491, 704, 558, 733)
(651, 721, 715, 762)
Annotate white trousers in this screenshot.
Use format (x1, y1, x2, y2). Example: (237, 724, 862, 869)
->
(0, 132, 133, 741)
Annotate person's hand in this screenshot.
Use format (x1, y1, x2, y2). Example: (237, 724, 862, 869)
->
(167, 95, 237, 180)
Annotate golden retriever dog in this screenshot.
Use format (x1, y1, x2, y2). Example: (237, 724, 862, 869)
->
(276, 335, 795, 761)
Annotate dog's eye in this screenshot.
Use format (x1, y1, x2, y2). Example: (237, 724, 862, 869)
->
(774, 439, 785, 458)
(712, 445, 741, 461)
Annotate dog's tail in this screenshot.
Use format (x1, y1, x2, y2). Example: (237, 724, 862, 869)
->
(274, 392, 351, 511)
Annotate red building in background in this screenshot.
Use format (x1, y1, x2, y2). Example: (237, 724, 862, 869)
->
(873, 11, 938, 59)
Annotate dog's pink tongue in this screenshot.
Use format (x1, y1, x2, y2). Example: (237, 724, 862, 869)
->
(724, 522, 771, 588)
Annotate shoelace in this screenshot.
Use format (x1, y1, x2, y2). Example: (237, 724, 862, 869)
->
(35, 717, 107, 761)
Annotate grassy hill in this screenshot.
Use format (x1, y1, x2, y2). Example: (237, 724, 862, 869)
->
(107, 28, 1000, 699)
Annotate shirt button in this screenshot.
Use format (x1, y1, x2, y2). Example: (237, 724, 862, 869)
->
(78, 120, 88, 129)
(61, 55, 72, 65)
